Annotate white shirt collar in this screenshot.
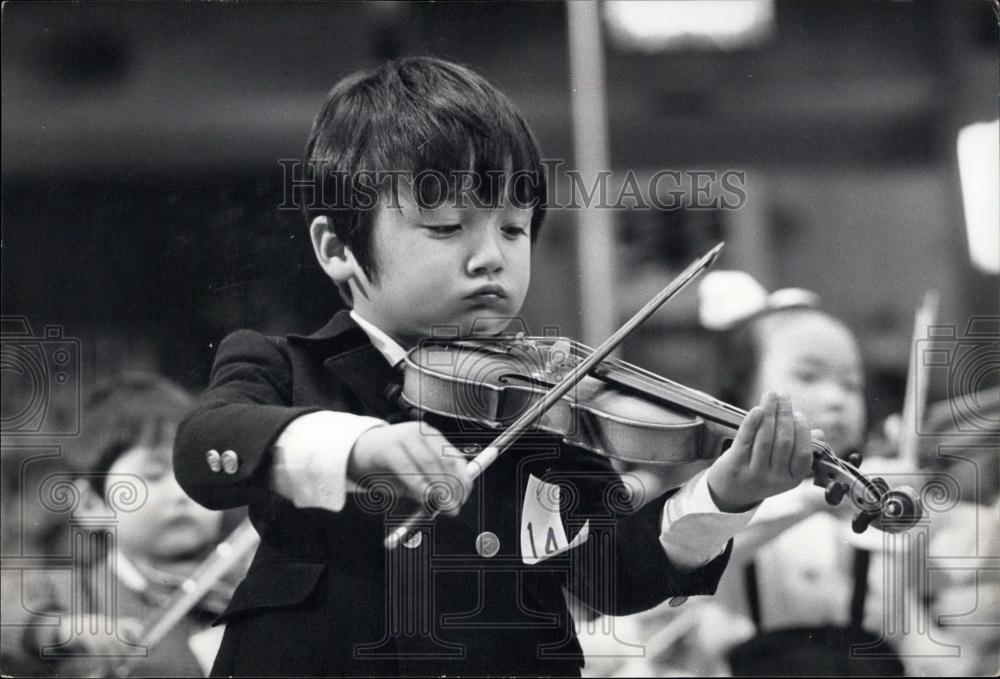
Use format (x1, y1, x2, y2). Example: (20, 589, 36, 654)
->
(349, 310, 408, 367)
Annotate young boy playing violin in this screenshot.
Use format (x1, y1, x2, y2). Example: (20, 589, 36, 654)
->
(173, 56, 816, 677)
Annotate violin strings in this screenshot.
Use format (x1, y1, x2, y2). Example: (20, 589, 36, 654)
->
(564, 338, 746, 422)
(554, 338, 844, 470)
(613, 359, 746, 417)
(551, 338, 880, 503)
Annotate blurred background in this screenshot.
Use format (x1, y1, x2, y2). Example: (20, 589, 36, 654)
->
(3, 0, 997, 419)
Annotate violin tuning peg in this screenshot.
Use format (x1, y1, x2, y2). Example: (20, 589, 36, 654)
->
(851, 511, 871, 534)
(847, 452, 863, 468)
(824, 482, 846, 506)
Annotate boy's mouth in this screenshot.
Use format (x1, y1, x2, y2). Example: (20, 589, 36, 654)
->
(465, 285, 507, 301)
(163, 513, 201, 530)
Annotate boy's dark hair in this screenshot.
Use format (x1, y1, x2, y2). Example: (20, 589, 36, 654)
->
(78, 372, 193, 497)
(304, 56, 547, 305)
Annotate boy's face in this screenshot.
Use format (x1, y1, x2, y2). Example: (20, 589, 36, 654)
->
(751, 312, 866, 456)
(106, 441, 222, 563)
(349, 190, 533, 347)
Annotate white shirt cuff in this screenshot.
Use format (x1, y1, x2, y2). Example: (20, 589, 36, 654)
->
(269, 411, 387, 512)
(659, 470, 760, 571)
(748, 480, 817, 524)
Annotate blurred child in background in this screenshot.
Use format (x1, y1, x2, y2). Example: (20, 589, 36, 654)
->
(582, 271, 910, 677)
(697, 271, 906, 676)
(20, 373, 245, 677)
(706, 279, 997, 678)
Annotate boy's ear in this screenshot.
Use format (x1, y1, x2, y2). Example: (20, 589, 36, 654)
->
(309, 216, 360, 284)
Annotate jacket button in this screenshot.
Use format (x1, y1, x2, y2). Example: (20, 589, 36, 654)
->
(475, 531, 500, 558)
(668, 596, 688, 608)
(206, 449, 222, 473)
(221, 450, 239, 475)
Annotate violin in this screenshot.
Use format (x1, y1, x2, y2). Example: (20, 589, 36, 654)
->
(384, 244, 923, 549)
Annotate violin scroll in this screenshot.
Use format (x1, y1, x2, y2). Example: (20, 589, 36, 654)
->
(865, 485, 923, 534)
(812, 449, 923, 534)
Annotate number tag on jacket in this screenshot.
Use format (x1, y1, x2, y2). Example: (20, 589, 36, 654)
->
(520, 474, 590, 565)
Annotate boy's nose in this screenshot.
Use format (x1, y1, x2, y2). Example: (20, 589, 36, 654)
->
(818, 380, 849, 410)
(466, 231, 504, 276)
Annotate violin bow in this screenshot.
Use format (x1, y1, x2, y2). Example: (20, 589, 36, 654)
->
(385, 242, 725, 549)
(112, 519, 259, 677)
(898, 291, 938, 465)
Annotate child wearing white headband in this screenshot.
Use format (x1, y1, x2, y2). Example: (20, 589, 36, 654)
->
(699, 270, 904, 676)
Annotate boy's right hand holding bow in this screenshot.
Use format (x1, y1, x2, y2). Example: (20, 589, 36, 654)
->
(269, 415, 471, 516)
(350, 421, 473, 516)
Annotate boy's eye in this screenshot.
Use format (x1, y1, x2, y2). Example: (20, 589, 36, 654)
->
(791, 368, 820, 384)
(841, 376, 864, 393)
(502, 224, 528, 238)
(145, 469, 168, 482)
(423, 223, 461, 236)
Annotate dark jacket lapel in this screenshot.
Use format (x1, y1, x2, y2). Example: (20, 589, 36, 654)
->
(288, 311, 404, 419)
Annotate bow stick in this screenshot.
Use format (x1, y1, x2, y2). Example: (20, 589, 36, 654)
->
(898, 291, 938, 465)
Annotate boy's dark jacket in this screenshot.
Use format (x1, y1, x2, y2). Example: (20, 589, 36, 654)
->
(174, 311, 731, 677)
